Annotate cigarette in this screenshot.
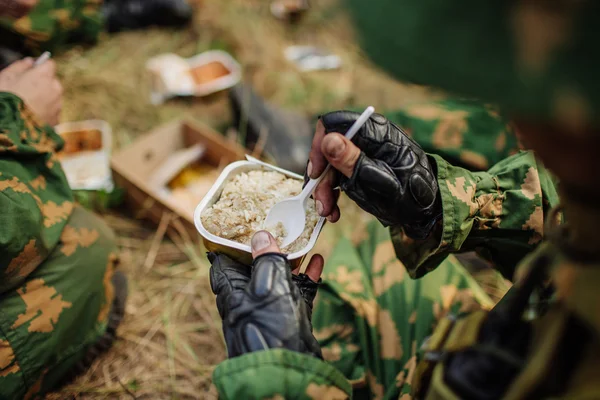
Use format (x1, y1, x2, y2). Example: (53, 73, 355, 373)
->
(33, 51, 51, 66)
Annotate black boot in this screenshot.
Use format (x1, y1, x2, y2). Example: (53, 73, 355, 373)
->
(229, 83, 314, 175)
(103, 0, 193, 33)
(55, 271, 129, 388)
(0, 46, 24, 71)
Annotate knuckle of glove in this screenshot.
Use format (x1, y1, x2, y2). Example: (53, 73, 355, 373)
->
(208, 252, 251, 294)
(409, 170, 438, 210)
(250, 253, 291, 298)
(352, 115, 397, 155)
(341, 154, 401, 217)
(320, 111, 362, 134)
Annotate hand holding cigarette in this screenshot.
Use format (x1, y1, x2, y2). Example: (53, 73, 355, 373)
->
(0, 53, 63, 126)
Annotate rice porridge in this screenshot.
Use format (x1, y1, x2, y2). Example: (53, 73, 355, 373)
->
(201, 170, 319, 253)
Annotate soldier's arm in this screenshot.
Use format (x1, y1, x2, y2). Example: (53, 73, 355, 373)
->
(391, 151, 559, 280)
(0, 92, 74, 292)
(213, 349, 352, 399)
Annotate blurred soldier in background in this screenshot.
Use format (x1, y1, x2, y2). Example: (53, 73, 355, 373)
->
(0, 0, 194, 69)
(0, 45, 127, 399)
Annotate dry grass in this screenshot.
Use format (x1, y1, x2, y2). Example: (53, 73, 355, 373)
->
(46, 1, 505, 398)
(51, 212, 222, 399)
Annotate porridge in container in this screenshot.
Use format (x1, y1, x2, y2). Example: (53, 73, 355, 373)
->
(201, 170, 319, 253)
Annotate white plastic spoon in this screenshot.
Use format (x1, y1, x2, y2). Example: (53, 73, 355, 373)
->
(264, 106, 375, 248)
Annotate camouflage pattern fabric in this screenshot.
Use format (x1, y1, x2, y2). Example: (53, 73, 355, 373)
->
(393, 150, 560, 281)
(384, 98, 521, 172)
(342, 98, 521, 172)
(0, 0, 104, 54)
(341, 1, 600, 397)
(502, 240, 600, 400)
(345, 0, 600, 129)
(213, 221, 493, 400)
(419, 238, 600, 400)
(0, 92, 116, 398)
(212, 99, 559, 398)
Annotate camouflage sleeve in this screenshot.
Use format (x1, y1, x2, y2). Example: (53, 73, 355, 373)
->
(213, 349, 352, 399)
(0, 0, 103, 54)
(0, 92, 74, 294)
(392, 151, 560, 280)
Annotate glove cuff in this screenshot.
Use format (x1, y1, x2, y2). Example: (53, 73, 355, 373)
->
(402, 191, 443, 240)
(252, 252, 289, 267)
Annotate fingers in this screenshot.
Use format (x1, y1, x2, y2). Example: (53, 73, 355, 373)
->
(304, 254, 324, 282)
(251, 230, 281, 259)
(327, 203, 340, 223)
(3, 58, 33, 75)
(307, 120, 327, 179)
(313, 168, 336, 217)
(291, 254, 324, 280)
(32, 59, 56, 76)
(311, 132, 360, 220)
(321, 133, 361, 178)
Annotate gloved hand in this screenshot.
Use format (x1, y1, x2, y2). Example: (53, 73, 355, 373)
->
(209, 230, 323, 359)
(306, 111, 442, 239)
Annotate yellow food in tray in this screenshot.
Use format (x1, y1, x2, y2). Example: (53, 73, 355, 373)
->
(168, 163, 215, 189)
(167, 163, 221, 213)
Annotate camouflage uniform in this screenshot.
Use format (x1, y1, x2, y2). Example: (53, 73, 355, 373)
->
(212, 97, 560, 398)
(213, 0, 600, 398)
(0, 92, 117, 398)
(0, 0, 104, 55)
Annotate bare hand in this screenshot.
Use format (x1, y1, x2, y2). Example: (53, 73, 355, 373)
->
(0, 0, 38, 19)
(0, 58, 63, 126)
(307, 119, 362, 223)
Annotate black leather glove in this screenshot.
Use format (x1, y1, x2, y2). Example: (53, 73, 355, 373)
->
(317, 111, 442, 239)
(208, 252, 322, 359)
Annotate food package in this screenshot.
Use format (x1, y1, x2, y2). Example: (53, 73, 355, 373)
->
(55, 120, 114, 192)
(146, 50, 242, 104)
(194, 156, 326, 268)
(149, 144, 222, 215)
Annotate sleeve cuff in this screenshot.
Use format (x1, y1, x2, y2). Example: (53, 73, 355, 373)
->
(430, 153, 467, 252)
(214, 349, 352, 399)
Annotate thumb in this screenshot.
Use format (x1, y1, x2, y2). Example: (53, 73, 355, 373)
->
(249, 231, 290, 299)
(251, 231, 281, 258)
(321, 133, 361, 178)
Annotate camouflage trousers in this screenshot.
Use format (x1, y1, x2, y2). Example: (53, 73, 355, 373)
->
(0, 0, 104, 55)
(0, 206, 117, 399)
(312, 221, 496, 399)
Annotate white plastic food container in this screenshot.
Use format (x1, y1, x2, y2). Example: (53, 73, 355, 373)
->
(146, 50, 242, 104)
(194, 156, 325, 267)
(54, 119, 114, 192)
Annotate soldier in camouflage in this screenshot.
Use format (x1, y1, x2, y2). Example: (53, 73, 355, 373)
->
(0, 0, 194, 68)
(0, 58, 127, 398)
(208, 1, 599, 399)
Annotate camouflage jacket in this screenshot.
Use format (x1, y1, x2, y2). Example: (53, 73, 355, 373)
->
(211, 101, 567, 399)
(0, 0, 103, 54)
(0, 92, 74, 294)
